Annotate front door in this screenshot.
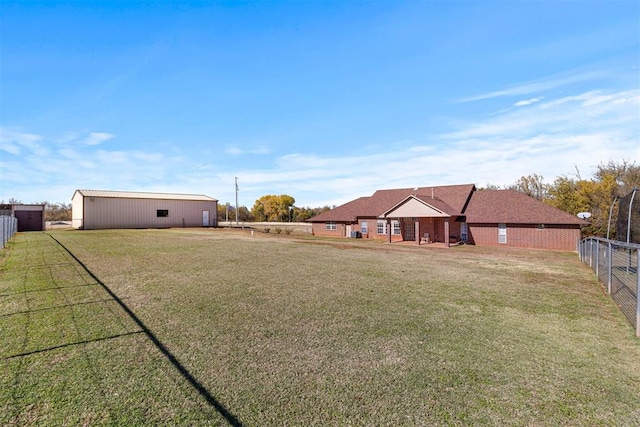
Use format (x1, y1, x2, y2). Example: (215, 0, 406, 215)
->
(202, 210, 210, 226)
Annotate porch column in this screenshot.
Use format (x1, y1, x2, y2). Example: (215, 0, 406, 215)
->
(444, 218, 450, 247)
(415, 220, 420, 245)
(387, 218, 392, 244)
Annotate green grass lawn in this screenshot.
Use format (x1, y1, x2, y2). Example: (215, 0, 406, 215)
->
(1, 228, 639, 426)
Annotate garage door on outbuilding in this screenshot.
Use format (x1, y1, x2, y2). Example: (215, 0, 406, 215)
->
(1, 204, 46, 232)
(72, 189, 218, 230)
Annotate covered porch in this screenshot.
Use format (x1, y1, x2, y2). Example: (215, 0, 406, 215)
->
(381, 195, 465, 247)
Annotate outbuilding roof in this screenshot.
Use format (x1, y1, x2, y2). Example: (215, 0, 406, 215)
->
(73, 189, 218, 202)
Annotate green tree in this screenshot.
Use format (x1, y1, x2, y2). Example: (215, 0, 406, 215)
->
(252, 195, 295, 222)
(547, 169, 623, 238)
(237, 206, 252, 222)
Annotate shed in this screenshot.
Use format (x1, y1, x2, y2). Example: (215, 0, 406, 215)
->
(0, 204, 46, 232)
(72, 190, 218, 230)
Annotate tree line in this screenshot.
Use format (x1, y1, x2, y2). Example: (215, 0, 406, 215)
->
(3, 160, 637, 237)
(218, 194, 331, 223)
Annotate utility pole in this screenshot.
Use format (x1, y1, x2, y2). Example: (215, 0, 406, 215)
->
(235, 177, 239, 225)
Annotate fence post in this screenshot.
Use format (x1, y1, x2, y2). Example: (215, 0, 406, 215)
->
(595, 240, 600, 278)
(607, 241, 612, 295)
(636, 250, 639, 337)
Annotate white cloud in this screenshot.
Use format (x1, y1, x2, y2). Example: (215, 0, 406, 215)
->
(457, 70, 607, 103)
(225, 145, 271, 155)
(2, 83, 638, 207)
(0, 141, 21, 155)
(205, 87, 638, 206)
(0, 127, 51, 157)
(84, 132, 114, 146)
(514, 97, 543, 107)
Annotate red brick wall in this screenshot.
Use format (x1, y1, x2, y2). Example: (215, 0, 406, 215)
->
(313, 219, 466, 243)
(415, 218, 461, 243)
(468, 224, 581, 251)
(312, 222, 347, 237)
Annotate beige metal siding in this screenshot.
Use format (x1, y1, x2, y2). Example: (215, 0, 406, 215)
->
(72, 191, 84, 229)
(82, 197, 217, 230)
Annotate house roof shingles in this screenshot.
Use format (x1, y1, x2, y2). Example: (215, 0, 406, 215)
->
(310, 185, 588, 226)
(464, 189, 588, 225)
(309, 184, 475, 222)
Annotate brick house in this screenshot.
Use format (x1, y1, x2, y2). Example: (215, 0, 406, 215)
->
(308, 184, 588, 251)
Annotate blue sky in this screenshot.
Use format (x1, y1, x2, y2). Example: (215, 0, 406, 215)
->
(1, 1, 638, 208)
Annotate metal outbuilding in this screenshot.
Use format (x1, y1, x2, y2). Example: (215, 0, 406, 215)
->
(72, 190, 218, 230)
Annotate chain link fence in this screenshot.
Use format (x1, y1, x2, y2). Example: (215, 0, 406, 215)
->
(1, 215, 18, 249)
(579, 237, 639, 337)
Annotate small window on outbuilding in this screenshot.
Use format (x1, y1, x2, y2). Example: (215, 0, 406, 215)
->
(326, 221, 337, 230)
(537, 224, 545, 230)
(157, 209, 169, 217)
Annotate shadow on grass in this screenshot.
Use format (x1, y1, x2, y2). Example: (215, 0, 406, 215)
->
(48, 234, 244, 427)
(5, 331, 143, 359)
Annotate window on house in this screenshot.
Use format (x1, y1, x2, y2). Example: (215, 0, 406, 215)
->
(498, 223, 507, 244)
(157, 209, 169, 217)
(460, 223, 468, 241)
(392, 220, 401, 235)
(361, 221, 368, 234)
(377, 220, 386, 234)
(326, 221, 337, 230)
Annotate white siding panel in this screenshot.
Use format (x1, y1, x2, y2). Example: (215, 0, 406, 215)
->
(385, 198, 448, 218)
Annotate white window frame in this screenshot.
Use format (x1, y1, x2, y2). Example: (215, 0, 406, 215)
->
(460, 222, 468, 241)
(392, 220, 401, 235)
(498, 223, 507, 244)
(361, 221, 368, 234)
(377, 220, 386, 234)
(326, 221, 337, 230)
